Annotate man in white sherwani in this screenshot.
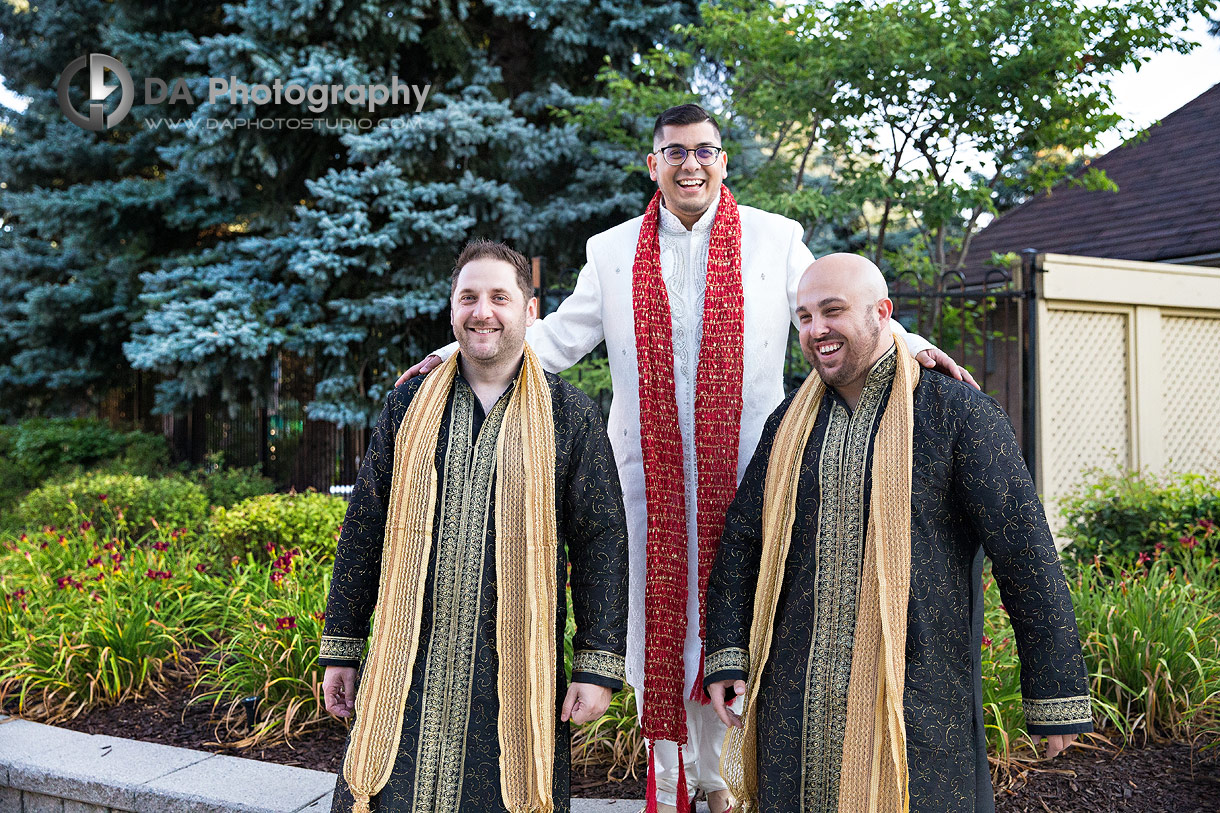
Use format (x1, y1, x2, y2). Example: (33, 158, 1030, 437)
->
(400, 104, 968, 813)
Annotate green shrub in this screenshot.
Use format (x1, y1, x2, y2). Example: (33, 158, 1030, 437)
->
(0, 419, 169, 516)
(3, 418, 167, 482)
(192, 458, 275, 509)
(0, 518, 267, 720)
(193, 550, 330, 745)
(981, 547, 1220, 774)
(1059, 469, 1220, 561)
(207, 492, 346, 562)
(16, 472, 209, 537)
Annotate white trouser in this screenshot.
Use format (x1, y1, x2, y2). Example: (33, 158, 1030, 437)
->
(636, 688, 742, 806)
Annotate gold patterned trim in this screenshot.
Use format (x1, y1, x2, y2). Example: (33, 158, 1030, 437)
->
(413, 380, 506, 813)
(320, 635, 364, 661)
(800, 347, 896, 812)
(1023, 695, 1092, 727)
(705, 647, 749, 677)
(573, 649, 626, 683)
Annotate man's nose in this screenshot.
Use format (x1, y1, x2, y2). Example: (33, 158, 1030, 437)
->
(472, 296, 493, 318)
(680, 149, 701, 171)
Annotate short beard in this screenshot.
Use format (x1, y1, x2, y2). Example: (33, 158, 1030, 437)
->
(809, 317, 883, 387)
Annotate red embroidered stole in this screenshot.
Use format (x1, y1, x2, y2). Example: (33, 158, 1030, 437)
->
(632, 187, 744, 747)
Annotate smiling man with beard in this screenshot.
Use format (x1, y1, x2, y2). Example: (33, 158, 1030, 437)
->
(704, 254, 1091, 813)
(319, 240, 629, 813)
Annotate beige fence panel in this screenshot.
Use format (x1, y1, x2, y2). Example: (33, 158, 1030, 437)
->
(1161, 314, 1220, 471)
(1034, 254, 1220, 541)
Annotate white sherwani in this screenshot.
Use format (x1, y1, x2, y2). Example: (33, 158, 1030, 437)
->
(438, 197, 930, 695)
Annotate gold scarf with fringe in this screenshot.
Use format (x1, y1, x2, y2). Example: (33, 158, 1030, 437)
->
(344, 347, 558, 813)
(722, 337, 918, 813)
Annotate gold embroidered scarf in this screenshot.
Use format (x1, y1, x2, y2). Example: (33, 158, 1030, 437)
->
(722, 337, 919, 813)
(344, 346, 558, 813)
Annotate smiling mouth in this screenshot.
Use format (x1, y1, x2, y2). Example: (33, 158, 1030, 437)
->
(470, 327, 499, 334)
(816, 342, 843, 357)
(676, 179, 704, 189)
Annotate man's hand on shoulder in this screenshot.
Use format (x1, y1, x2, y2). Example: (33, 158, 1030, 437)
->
(561, 682, 613, 725)
(916, 347, 979, 390)
(323, 665, 357, 718)
(394, 354, 442, 388)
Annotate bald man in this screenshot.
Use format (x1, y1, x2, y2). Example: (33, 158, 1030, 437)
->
(702, 254, 1091, 813)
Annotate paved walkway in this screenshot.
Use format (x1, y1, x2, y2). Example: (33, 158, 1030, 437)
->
(0, 715, 653, 812)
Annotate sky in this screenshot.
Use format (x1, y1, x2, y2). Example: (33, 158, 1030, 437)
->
(1096, 14, 1220, 152)
(1, 13, 1218, 148)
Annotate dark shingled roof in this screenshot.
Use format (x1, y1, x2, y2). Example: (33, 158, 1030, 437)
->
(964, 82, 1220, 278)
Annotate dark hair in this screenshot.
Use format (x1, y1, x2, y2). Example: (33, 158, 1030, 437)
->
(450, 238, 534, 302)
(652, 104, 721, 147)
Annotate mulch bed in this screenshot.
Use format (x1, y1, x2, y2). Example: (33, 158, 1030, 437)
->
(14, 663, 1219, 809)
(993, 740, 1220, 813)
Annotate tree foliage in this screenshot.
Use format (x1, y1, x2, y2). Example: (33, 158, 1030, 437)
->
(1, 0, 696, 426)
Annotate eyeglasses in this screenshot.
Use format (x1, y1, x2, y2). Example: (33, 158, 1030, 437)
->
(653, 145, 724, 166)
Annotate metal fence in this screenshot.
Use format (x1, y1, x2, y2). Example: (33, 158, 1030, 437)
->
(98, 356, 367, 493)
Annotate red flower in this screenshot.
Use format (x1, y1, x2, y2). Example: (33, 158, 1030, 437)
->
(1155, 541, 1166, 552)
(153, 540, 169, 552)
(111, 552, 123, 563)
(58, 535, 67, 546)
(312, 611, 326, 622)
(982, 635, 993, 647)
(19, 533, 27, 543)
(87, 557, 101, 567)
(1138, 551, 1151, 565)
(195, 563, 208, 573)
(270, 570, 285, 584)
(79, 521, 92, 532)
(276, 616, 297, 630)
(1181, 535, 1199, 550)
(55, 575, 80, 590)
(99, 494, 108, 503)
(265, 542, 276, 554)
(145, 569, 172, 580)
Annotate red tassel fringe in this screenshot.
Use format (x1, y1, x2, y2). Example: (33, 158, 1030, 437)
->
(689, 648, 711, 705)
(676, 749, 690, 813)
(646, 743, 658, 813)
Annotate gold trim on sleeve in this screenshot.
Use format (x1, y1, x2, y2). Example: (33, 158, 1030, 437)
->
(320, 635, 365, 661)
(572, 650, 626, 683)
(1023, 695, 1092, 727)
(705, 647, 749, 676)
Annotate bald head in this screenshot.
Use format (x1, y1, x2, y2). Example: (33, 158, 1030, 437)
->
(796, 253, 895, 403)
(801, 253, 889, 304)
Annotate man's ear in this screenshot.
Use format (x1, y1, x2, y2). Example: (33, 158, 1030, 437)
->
(525, 296, 539, 326)
(646, 150, 659, 182)
(878, 297, 894, 323)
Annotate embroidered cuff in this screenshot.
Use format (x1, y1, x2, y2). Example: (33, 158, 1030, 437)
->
(572, 649, 625, 684)
(319, 635, 365, 663)
(1023, 695, 1092, 732)
(705, 647, 749, 678)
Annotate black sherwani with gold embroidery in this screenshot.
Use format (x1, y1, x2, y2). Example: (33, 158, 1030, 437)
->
(704, 349, 1091, 813)
(319, 367, 628, 813)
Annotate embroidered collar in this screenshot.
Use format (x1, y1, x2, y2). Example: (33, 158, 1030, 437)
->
(659, 189, 722, 236)
(828, 342, 898, 412)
